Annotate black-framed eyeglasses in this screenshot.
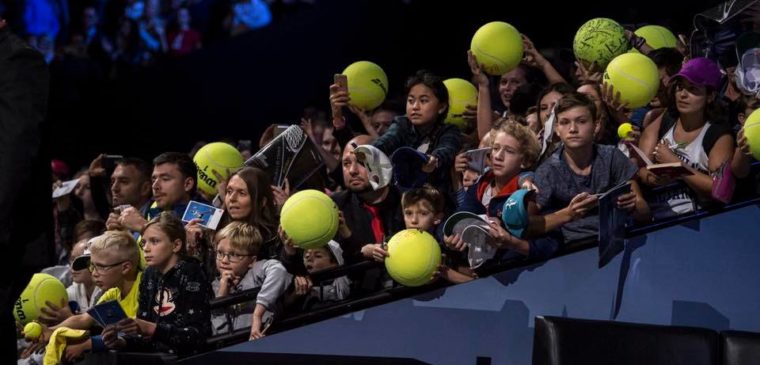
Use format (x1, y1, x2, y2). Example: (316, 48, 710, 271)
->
(88, 260, 128, 273)
(215, 250, 252, 263)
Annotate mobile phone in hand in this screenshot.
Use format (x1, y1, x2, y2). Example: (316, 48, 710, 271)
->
(102, 154, 124, 172)
(334, 74, 348, 93)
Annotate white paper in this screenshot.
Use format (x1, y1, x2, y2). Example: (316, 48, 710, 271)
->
(52, 178, 79, 199)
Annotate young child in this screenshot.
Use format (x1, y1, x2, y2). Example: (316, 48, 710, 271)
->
(102, 212, 212, 357)
(531, 92, 650, 245)
(210, 221, 292, 340)
(287, 241, 351, 311)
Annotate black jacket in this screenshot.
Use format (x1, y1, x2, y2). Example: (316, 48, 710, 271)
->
(0, 26, 53, 270)
(331, 187, 405, 265)
(126, 258, 213, 357)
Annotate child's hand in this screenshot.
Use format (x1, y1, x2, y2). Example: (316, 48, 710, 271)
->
(467, 50, 489, 87)
(485, 218, 512, 249)
(422, 155, 438, 173)
(38, 298, 72, 325)
(185, 218, 204, 256)
(652, 140, 680, 164)
(616, 191, 638, 212)
(279, 225, 298, 256)
(361, 243, 388, 262)
(454, 152, 470, 173)
(250, 319, 265, 340)
(565, 192, 599, 221)
(337, 211, 351, 239)
(520, 177, 539, 193)
(293, 276, 312, 296)
(443, 234, 467, 252)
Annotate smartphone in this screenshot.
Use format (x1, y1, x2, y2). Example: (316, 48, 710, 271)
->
(102, 154, 124, 172)
(334, 74, 348, 93)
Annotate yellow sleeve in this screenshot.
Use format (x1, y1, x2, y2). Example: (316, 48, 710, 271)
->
(96, 288, 120, 305)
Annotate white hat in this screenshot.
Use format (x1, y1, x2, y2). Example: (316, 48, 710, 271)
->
(353, 145, 393, 191)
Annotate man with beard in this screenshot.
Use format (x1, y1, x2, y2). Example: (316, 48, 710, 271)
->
(331, 135, 404, 267)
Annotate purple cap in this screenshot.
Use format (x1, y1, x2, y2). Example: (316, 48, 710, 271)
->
(673, 57, 722, 90)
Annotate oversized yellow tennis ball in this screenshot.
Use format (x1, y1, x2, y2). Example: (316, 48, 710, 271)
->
(193, 142, 244, 198)
(384, 229, 441, 287)
(573, 18, 629, 69)
(603, 53, 660, 109)
(443, 78, 478, 130)
(618, 123, 634, 139)
(23, 321, 43, 341)
(632, 25, 677, 51)
(470, 21, 524, 76)
(743, 109, 760, 160)
(13, 273, 68, 325)
(280, 189, 339, 249)
(342, 61, 388, 111)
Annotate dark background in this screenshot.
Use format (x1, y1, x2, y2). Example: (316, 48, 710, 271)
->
(46, 0, 721, 169)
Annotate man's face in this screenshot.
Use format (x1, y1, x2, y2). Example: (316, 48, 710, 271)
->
(111, 164, 150, 207)
(342, 144, 372, 192)
(151, 163, 191, 209)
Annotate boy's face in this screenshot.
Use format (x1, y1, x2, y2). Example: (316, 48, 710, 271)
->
(89, 250, 130, 290)
(403, 200, 440, 232)
(215, 238, 255, 278)
(303, 247, 336, 274)
(555, 106, 598, 150)
(491, 131, 524, 179)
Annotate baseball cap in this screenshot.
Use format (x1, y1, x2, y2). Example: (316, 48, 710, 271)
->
(443, 211, 488, 237)
(501, 189, 535, 239)
(354, 145, 393, 191)
(735, 32, 760, 96)
(673, 57, 722, 90)
(390, 147, 430, 191)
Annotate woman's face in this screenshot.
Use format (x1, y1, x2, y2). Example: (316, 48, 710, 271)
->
(674, 78, 709, 115)
(225, 175, 252, 220)
(539, 91, 563, 123)
(406, 84, 445, 127)
(499, 68, 527, 106)
(577, 84, 603, 119)
(75, 174, 93, 204)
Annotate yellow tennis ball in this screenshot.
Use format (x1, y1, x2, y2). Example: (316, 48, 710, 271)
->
(632, 25, 677, 52)
(470, 21, 524, 76)
(743, 109, 760, 160)
(573, 18, 629, 69)
(13, 273, 68, 325)
(603, 53, 660, 109)
(384, 229, 441, 287)
(618, 123, 634, 140)
(280, 189, 339, 249)
(193, 142, 245, 197)
(443, 78, 478, 130)
(342, 61, 389, 111)
(23, 321, 43, 341)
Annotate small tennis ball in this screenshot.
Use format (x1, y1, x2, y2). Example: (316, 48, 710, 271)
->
(470, 21, 524, 76)
(342, 61, 389, 111)
(384, 229, 441, 287)
(603, 53, 660, 109)
(23, 321, 42, 341)
(193, 142, 245, 197)
(280, 190, 339, 249)
(443, 78, 478, 130)
(618, 123, 634, 140)
(574, 18, 629, 69)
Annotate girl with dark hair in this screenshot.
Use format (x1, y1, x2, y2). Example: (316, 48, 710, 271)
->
(638, 58, 735, 219)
